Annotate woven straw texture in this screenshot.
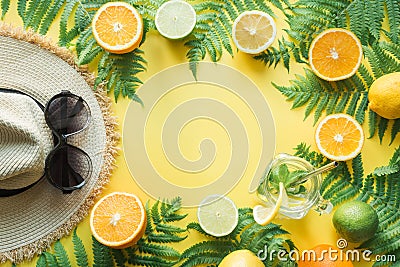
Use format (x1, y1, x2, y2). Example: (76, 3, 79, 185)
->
(0, 93, 53, 189)
(0, 24, 119, 263)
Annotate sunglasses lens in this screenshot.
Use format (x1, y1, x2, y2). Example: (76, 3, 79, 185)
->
(46, 146, 92, 190)
(46, 95, 90, 135)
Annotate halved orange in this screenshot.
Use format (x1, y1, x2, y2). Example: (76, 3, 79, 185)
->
(90, 192, 147, 249)
(309, 28, 363, 81)
(92, 2, 143, 54)
(315, 114, 364, 161)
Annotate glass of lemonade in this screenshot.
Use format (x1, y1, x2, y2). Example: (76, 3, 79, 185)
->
(256, 153, 332, 219)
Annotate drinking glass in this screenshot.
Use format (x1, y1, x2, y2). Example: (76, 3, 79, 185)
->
(256, 153, 332, 219)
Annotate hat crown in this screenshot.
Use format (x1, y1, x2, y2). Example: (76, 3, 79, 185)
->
(0, 92, 53, 189)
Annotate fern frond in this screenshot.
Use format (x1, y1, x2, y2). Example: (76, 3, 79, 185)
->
(58, 1, 79, 47)
(147, 233, 187, 243)
(54, 241, 71, 267)
(181, 240, 234, 259)
(187, 222, 219, 239)
(72, 229, 88, 267)
(92, 236, 113, 267)
(378, 117, 389, 143)
(390, 119, 400, 145)
(111, 249, 127, 267)
(0, 0, 10, 19)
(385, 0, 400, 42)
(22, 0, 41, 29)
(180, 252, 226, 267)
(138, 242, 180, 258)
(373, 165, 399, 177)
(43, 252, 59, 267)
(39, 0, 65, 35)
(36, 254, 47, 267)
(17, 0, 26, 18)
(129, 254, 178, 267)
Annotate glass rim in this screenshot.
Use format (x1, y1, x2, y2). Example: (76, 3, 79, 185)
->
(258, 153, 321, 214)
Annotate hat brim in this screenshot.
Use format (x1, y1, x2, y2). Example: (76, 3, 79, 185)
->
(0, 24, 118, 263)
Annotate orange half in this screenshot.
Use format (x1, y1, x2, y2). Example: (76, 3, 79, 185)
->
(309, 28, 363, 81)
(92, 2, 143, 54)
(90, 192, 147, 249)
(315, 114, 364, 161)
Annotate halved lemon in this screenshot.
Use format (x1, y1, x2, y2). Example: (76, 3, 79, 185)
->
(315, 113, 364, 161)
(232, 10, 277, 54)
(155, 0, 196, 39)
(92, 2, 143, 54)
(197, 195, 238, 237)
(253, 182, 286, 226)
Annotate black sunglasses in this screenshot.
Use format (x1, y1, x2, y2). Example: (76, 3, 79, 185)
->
(0, 89, 92, 196)
(44, 90, 92, 193)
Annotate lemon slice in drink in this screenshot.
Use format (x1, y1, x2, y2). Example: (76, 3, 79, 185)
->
(232, 10, 277, 54)
(197, 195, 238, 237)
(253, 182, 286, 225)
(155, 0, 196, 39)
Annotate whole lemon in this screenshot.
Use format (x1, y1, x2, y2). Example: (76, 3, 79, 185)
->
(368, 72, 400, 119)
(332, 200, 379, 243)
(219, 250, 264, 267)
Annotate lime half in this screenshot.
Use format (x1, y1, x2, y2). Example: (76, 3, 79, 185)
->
(253, 182, 286, 225)
(155, 0, 196, 39)
(197, 195, 238, 237)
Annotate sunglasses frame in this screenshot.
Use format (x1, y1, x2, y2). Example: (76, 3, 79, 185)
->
(44, 90, 92, 193)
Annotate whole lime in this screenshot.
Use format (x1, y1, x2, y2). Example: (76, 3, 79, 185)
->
(332, 200, 379, 243)
(219, 250, 264, 267)
(368, 72, 400, 119)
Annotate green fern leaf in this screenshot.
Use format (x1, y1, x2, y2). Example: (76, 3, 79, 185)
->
(39, 0, 65, 35)
(111, 249, 127, 267)
(187, 222, 218, 239)
(180, 252, 226, 267)
(36, 254, 47, 267)
(155, 224, 186, 234)
(151, 200, 162, 225)
(72, 228, 89, 267)
(43, 252, 59, 267)
(352, 154, 364, 188)
(385, 0, 400, 42)
(137, 242, 180, 258)
(390, 119, 400, 145)
(1, 0, 10, 19)
(355, 92, 368, 124)
(17, 0, 26, 20)
(54, 241, 71, 267)
(378, 117, 389, 143)
(92, 236, 113, 267)
(147, 233, 187, 243)
(59, 1, 79, 47)
(181, 240, 233, 259)
(28, 0, 52, 31)
(373, 165, 399, 177)
(129, 254, 178, 267)
(22, 0, 40, 28)
(368, 110, 378, 138)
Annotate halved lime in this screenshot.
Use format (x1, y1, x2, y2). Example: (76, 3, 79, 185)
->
(197, 195, 238, 237)
(155, 0, 196, 39)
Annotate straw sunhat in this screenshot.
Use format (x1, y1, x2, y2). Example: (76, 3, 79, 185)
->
(0, 24, 118, 263)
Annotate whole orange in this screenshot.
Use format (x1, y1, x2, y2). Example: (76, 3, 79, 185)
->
(298, 244, 354, 267)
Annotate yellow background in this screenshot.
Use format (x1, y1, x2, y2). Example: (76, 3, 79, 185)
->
(2, 1, 398, 266)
